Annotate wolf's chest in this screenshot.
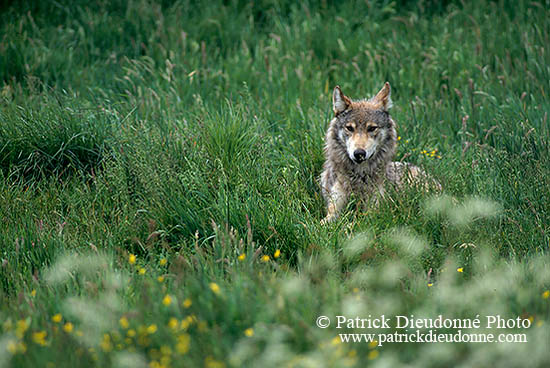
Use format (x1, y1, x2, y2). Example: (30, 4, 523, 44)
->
(347, 166, 383, 193)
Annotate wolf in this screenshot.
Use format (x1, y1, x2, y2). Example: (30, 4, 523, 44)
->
(320, 82, 439, 223)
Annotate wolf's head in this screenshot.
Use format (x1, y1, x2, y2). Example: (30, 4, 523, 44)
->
(330, 83, 396, 164)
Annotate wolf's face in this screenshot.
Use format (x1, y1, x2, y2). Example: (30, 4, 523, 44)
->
(336, 109, 391, 163)
(332, 83, 394, 164)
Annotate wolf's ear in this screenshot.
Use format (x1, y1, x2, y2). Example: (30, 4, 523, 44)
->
(372, 82, 393, 111)
(333, 86, 351, 115)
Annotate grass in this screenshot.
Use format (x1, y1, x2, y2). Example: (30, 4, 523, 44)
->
(0, 0, 549, 367)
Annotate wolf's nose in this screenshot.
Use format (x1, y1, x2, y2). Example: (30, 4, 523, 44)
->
(353, 149, 367, 162)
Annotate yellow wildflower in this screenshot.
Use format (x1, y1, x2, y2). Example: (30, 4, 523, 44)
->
(162, 295, 172, 306)
(244, 328, 254, 337)
(15, 319, 29, 339)
(119, 316, 129, 329)
(52, 314, 62, 323)
(147, 324, 157, 334)
(176, 333, 190, 354)
(157, 275, 165, 283)
(159, 258, 167, 266)
(160, 345, 172, 356)
(428, 283, 433, 287)
(7, 340, 17, 354)
(274, 249, 281, 259)
(367, 350, 379, 360)
(181, 315, 196, 330)
(161, 357, 171, 367)
(209, 282, 220, 295)
(100, 334, 112, 352)
(261, 255, 270, 262)
(457, 267, 464, 273)
(183, 298, 192, 308)
(7, 340, 27, 354)
(30, 290, 36, 297)
(238, 253, 246, 261)
(168, 318, 179, 330)
(32, 331, 47, 346)
(205, 356, 225, 368)
(138, 267, 146, 275)
(63, 322, 74, 333)
(542, 290, 550, 299)
(129, 254, 136, 265)
(127, 329, 136, 337)
(368, 340, 378, 349)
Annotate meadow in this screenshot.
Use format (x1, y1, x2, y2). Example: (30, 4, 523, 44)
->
(0, 0, 549, 366)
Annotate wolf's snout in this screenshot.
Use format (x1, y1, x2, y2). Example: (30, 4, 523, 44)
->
(353, 149, 367, 163)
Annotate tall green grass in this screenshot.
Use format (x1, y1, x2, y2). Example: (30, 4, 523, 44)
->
(0, 0, 549, 366)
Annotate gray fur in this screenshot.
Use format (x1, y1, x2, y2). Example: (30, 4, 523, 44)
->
(320, 84, 437, 223)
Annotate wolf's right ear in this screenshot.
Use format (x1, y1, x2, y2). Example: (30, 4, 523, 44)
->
(333, 86, 351, 115)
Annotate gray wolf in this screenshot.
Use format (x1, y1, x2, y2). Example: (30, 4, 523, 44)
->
(320, 82, 439, 223)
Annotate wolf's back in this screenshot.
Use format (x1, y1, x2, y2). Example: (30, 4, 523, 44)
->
(386, 162, 442, 191)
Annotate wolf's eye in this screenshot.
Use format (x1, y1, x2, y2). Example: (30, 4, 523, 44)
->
(345, 125, 354, 132)
(367, 125, 378, 133)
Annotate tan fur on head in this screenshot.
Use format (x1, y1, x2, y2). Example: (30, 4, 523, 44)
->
(332, 86, 351, 115)
(370, 82, 392, 111)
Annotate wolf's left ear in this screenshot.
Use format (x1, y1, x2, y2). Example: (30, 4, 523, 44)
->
(333, 86, 351, 115)
(372, 82, 393, 111)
